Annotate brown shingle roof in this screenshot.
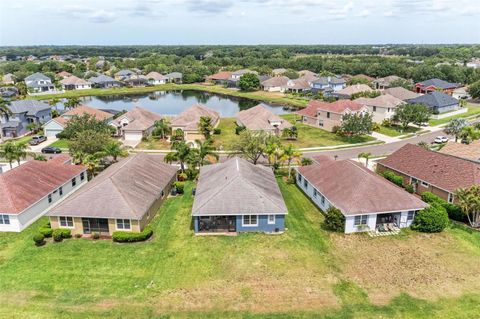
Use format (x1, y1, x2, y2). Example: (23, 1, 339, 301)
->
(297, 100, 366, 117)
(261, 76, 289, 88)
(355, 94, 405, 109)
(378, 144, 480, 193)
(48, 153, 178, 220)
(113, 107, 163, 131)
(60, 75, 90, 86)
(337, 84, 373, 96)
(192, 157, 287, 216)
(62, 105, 113, 122)
(439, 141, 480, 162)
(384, 87, 421, 101)
(236, 104, 292, 132)
(299, 157, 427, 215)
(0, 161, 86, 214)
(171, 104, 220, 131)
(207, 71, 232, 81)
(146, 72, 168, 81)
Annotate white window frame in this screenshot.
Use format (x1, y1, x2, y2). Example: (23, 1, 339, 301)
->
(116, 219, 131, 231)
(354, 215, 368, 226)
(320, 195, 326, 205)
(48, 194, 52, 203)
(448, 193, 454, 203)
(0, 214, 10, 225)
(242, 215, 258, 227)
(313, 189, 318, 198)
(267, 214, 276, 225)
(407, 211, 415, 221)
(420, 180, 429, 187)
(58, 216, 74, 228)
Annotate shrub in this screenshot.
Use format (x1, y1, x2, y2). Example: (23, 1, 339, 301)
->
(74, 233, 82, 238)
(52, 228, 72, 242)
(371, 122, 381, 131)
(380, 170, 404, 187)
(177, 172, 188, 181)
(92, 232, 100, 240)
(33, 233, 45, 246)
(405, 184, 414, 194)
(39, 226, 53, 238)
(323, 207, 346, 232)
(175, 181, 185, 194)
(235, 126, 246, 135)
(412, 204, 449, 233)
(213, 128, 221, 134)
(112, 227, 153, 243)
(301, 157, 313, 166)
(53, 230, 64, 242)
(421, 192, 464, 222)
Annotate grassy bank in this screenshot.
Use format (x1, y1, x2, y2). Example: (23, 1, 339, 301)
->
(376, 125, 422, 137)
(1, 180, 479, 317)
(27, 83, 309, 109)
(429, 103, 480, 126)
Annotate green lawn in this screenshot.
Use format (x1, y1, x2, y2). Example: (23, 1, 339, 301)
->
(0, 135, 32, 145)
(429, 103, 480, 126)
(376, 125, 422, 137)
(48, 138, 70, 149)
(212, 116, 376, 150)
(1, 180, 480, 318)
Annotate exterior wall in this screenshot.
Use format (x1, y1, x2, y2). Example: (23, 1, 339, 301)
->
(317, 111, 342, 132)
(44, 120, 64, 137)
(1, 171, 87, 232)
(193, 214, 285, 233)
(368, 106, 395, 123)
(344, 214, 377, 233)
(296, 170, 332, 212)
(436, 103, 459, 114)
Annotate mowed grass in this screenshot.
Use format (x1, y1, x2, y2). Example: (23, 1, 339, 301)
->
(0, 181, 480, 318)
(48, 138, 70, 149)
(376, 125, 422, 137)
(429, 103, 480, 126)
(136, 137, 171, 150)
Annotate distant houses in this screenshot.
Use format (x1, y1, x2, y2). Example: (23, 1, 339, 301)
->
(25, 72, 55, 94)
(170, 104, 220, 143)
(261, 76, 290, 92)
(0, 100, 51, 138)
(192, 157, 288, 234)
(383, 87, 421, 101)
(146, 72, 168, 85)
(165, 72, 183, 84)
(373, 75, 406, 90)
(89, 75, 122, 88)
(414, 78, 459, 94)
(235, 104, 292, 135)
(297, 156, 427, 234)
(206, 71, 232, 86)
(310, 76, 346, 94)
(334, 84, 373, 99)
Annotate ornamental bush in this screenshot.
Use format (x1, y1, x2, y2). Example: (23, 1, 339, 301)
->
(175, 181, 185, 194)
(323, 207, 346, 232)
(380, 170, 404, 187)
(405, 184, 414, 194)
(420, 192, 464, 222)
(52, 229, 72, 242)
(412, 204, 449, 233)
(39, 226, 53, 238)
(33, 233, 45, 246)
(213, 128, 221, 135)
(112, 227, 153, 243)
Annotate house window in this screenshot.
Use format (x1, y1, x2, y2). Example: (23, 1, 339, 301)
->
(313, 189, 318, 198)
(80, 172, 85, 181)
(59, 216, 74, 228)
(303, 179, 308, 188)
(320, 195, 325, 205)
(59, 187, 63, 196)
(48, 194, 52, 203)
(0, 215, 10, 225)
(297, 173, 302, 182)
(268, 215, 276, 224)
(354, 215, 368, 226)
(407, 211, 415, 221)
(242, 215, 258, 227)
(71, 177, 77, 187)
(326, 112, 331, 119)
(448, 193, 454, 203)
(318, 120, 324, 127)
(387, 108, 391, 113)
(116, 219, 131, 230)
(373, 106, 377, 112)
(420, 180, 429, 187)
(161, 190, 165, 197)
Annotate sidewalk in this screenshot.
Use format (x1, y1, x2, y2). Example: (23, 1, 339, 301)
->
(371, 131, 401, 143)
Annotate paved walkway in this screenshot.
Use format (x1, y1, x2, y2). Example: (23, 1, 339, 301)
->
(371, 131, 401, 143)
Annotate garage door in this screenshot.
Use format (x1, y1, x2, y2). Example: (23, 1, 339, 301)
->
(124, 131, 143, 141)
(44, 129, 62, 137)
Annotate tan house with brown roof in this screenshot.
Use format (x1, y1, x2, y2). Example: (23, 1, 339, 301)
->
(112, 107, 163, 143)
(146, 72, 168, 85)
(296, 100, 369, 132)
(170, 104, 220, 143)
(383, 87, 421, 101)
(334, 84, 374, 99)
(373, 75, 408, 90)
(261, 76, 289, 92)
(236, 104, 292, 135)
(60, 75, 92, 90)
(297, 156, 427, 233)
(48, 153, 177, 236)
(377, 144, 480, 203)
(355, 94, 405, 123)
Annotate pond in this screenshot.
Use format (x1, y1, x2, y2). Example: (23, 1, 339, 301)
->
(56, 90, 288, 117)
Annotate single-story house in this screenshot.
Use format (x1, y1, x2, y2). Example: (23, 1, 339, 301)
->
(89, 75, 122, 88)
(384, 87, 421, 101)
(111, 106, 163, 142)
(0, 157, 86, 232)
(406, 91, 459, 114)
(146, 72, 168, 85)
(170, 104, 220, 143)
(334, 84, 374, 99)
(296, 100, 368, 132)
(415, 78, 460, 94)
(25, 72, 55, 94)
(373, 75, 407, 90)
(452, 87, 471, 100)
(355, 94, 405, 123)
(57, 71, 72, 79)
(236, 104, 292, 135)
(2, 73, 15, 85)
(60, 75, 92, 90)
(439, 140, 480, 163)
(114, 69, 136, 81)
(377, 144, 480, 203)
(165, 72, 183, 84)
(48, 153, 177, 236)
(43, 105, 114, 137)
(206, 71, 232, 85)
(283, 78, 311, 93)
(192, 157, 288, 234)
(227, 69, 258, 88)
(123, 74, 148, 87)
(261, 76, 290, 92)
(0, 100, 52, 138)
(297, 156, 427, 233)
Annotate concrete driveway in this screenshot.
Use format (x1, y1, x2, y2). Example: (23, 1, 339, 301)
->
(28, 137, 58, 153)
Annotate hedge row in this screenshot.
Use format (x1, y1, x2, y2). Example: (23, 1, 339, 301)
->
(412, 203, 449, 233)
(53, 229, 72, 242)
(112, 227, 153, 243)
(379, 170, 404, 187)
(421, 192, 465, 222)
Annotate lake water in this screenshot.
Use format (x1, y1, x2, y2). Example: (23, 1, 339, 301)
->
(57, 90, 288, 117)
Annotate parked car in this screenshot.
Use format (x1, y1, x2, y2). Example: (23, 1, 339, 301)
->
(28, 135, 47, 145)
(41, 146, 62, 154)
(434, 136, 449, 144)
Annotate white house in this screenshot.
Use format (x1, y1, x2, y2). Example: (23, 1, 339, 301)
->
(24, 72, 55, 94)
(296, 156, 427, 234)
(111, 106, 163, 143)
(0, 156, 87, 232)
(60, 75, 92, 90)
(146, 72, 168, 85)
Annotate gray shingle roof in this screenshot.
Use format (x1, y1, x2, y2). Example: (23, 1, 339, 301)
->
(89, 74, 117, 84)
(407, 91, 458, 108)
(418, 78, 459, 89)
(192, 157, 288, 216)
(25, 72, 51, 82)
(7, 100, 51, 115)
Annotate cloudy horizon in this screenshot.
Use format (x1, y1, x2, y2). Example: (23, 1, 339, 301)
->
(1, 0, 479, 46)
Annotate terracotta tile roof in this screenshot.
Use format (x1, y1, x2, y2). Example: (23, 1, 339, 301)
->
(113, 106, 163, 131)
(207, 71, 232, 81)
(299, 157, 427, 215)
(336, 84, 373, 96)
(171, 104, 220, 131)
(0, 161, 85, 214)
(62, 105, 113, 122)
(236, 104, 292, 131)
(296, 100, 365, 117)
(378, 144, 480, 193)
(439, 141, 480, 162)
(48, 153, 177, 220)
(355, 94, 405, 109)
(192, 157, 287, 216)
(146, 72, 168, 81)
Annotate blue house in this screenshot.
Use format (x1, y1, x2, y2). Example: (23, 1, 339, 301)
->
(192, 157, 287, 234)
(0, 100, 51, 138)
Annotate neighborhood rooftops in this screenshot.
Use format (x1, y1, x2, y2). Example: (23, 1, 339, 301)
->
(336, 84, 373, 96)
(207, 71, 232, 81)
(192, 157, 288, 216)
(50, 105, 113, 127)
(384, 87, 421, 101)
(112, 106, 163, 131)
(89, 74, 117, 84)
(6, 100, 51, 115)
(146, 72, 168, 81)
(439, 140, 480, 162)
(407, 91, 458, 108)
(60, 75, 90, 86)
(297, 100, 365, 117)
(0, 160, 86, 214)
(378, 144, 480, 193)
(299, 156, 427, 215)
(171, 104, 220, 131)
(416, 78, 459, 89)
(236, 104, 292, 131)
(261, 76, 290, 88)
(355, 94, 405, 109)
(25, 72, 51, 82)
(48, 153, 178, 220)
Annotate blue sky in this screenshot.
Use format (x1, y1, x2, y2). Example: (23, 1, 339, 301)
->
(1, 0, 479, 45)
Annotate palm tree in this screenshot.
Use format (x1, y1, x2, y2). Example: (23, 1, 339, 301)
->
(164, 140, 192, 172)
(153, 118, 170, 140)
(83, 154, 101, 180)
(444, 118, 468, 142)
(283, 144, 301, 178)
(357, 152, 372, 167)
(0, 98, 12, 143)
(0, 142, 16, 168)
(459, 126, 480, 144)
(103, 140, 128, 162)
(264, 140, 285, 170)
(456, 186, 480, 228)
(13, 142, 28, 166)
(64, 97, 81, 110)
(193, 139, 218, 167)
(198, 116, 214, 140)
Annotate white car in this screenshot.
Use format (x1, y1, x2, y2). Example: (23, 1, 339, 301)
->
(434, 136, 449, 144)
